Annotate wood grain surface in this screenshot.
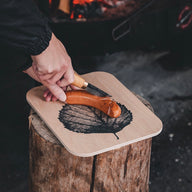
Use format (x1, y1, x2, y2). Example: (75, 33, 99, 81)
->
(29, 110, 152, 192)
(26, 72, 162, 157)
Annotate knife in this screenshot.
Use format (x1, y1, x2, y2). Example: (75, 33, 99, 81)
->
(71, 72, 111, 97)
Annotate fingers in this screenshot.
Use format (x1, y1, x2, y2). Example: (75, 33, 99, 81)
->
(57, 67, 74, 87)
(28, 62, 74, 103)
(70, 84, 80, 90)
(45, 92, 53, 102)
(41, 70, 73, 103)
(46, 70, 64, 85)
(45, 93, 57, 102)
(38, 73, 54, 82)
(46, 84, 66, 102)
(44, 89, 54, 101)
(29, 33, 76, 102)
(34, 62, 74, 88)
(43, 89, 50, 98)
(43, 84, 81, 103)
(40, 69, 74, 102)
(44, 87, 68, 102)
(52, 95, 58, 102)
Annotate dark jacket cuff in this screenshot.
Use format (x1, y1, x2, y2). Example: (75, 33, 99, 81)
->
(17, 56, 33, 72)
(28, 25, 52, 56)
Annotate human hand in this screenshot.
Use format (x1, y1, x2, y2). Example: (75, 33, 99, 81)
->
(24, 66, 78, 102)
(29, 33, 74, 102)
(43, 84, 79, 102)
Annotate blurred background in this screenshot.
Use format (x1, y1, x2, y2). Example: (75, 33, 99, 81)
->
(0, 0, 192, 191)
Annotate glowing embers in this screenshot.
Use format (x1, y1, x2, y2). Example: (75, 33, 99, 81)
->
(73, 0, 95, 5)
(70, 0, 129, 20)
(71, 0, 103, 20)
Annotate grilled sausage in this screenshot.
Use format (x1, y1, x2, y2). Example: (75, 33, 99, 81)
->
(65, 90, 121, 118)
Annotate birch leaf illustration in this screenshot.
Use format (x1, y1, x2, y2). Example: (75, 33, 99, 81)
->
(58, 103, 132, 139)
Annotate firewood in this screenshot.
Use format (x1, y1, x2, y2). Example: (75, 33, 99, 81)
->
(58, 0, 71, 14)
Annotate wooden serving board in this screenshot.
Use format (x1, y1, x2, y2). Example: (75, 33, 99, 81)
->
(26, 72, 162, 157)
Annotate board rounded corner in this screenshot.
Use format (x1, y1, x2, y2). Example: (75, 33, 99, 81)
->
(26, 87, 34, 103)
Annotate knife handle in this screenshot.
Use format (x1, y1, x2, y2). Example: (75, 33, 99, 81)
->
(71, 72, 88, 88)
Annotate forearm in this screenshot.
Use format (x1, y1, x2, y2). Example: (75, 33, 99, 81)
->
(0, 0, 52, 55)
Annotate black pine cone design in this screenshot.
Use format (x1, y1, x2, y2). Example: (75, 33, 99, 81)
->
(58, 103, 132, 139)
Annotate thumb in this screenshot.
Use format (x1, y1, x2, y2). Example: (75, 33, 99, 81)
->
(46, 84, 66, 102)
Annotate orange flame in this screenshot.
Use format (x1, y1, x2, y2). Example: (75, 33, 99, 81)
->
(73, 0, 95, 5)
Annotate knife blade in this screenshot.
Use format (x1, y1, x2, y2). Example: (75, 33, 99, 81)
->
(71, 72, 111, 97)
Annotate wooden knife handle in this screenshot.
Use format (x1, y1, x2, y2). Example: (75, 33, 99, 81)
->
(71, 72, 88, 88)
(66, 90, 121, 118)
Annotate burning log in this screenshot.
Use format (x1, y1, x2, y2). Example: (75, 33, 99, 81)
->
(58, 0, 71, 14)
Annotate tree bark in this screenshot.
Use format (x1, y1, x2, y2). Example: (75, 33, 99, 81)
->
(29, 96, 153, 192)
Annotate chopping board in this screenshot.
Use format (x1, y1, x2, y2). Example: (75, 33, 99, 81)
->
(26, 72, 162, 157)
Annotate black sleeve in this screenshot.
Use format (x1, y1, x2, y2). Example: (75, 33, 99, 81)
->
(0, 0, 52, 55)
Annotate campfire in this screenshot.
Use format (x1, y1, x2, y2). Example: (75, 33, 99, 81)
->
(48, 0, 148, 22)
(70, 0, 133, 20)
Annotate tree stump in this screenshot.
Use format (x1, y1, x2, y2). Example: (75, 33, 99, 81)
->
(29, 96, 153, 192)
